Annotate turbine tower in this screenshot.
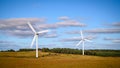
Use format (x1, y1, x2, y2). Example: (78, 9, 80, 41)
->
(27, 22, 50, 58)
(76, 30, 92, 55)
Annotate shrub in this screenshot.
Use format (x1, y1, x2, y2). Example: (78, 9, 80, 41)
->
(7, 49, 15, 52)
(18, 48, 41, 52)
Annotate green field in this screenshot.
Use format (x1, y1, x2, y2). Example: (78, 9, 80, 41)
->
(0, 51, 120, 68)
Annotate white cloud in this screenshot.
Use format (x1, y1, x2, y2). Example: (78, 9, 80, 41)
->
(56, 20, 86, 27)
(44, 34, 58, 38)
(6, 30, 32, 37)
(58, 16, 69, 20)
(65, 30, 81, 34)
(0, 40, 12, 44)
(37, 18, 86, 29)
(5, 29, 48, 38)
(0, 18, 48, 38)
(113, 40, 120, 43)
(104, 37, 120, 40)
(0, 18, 45, 30)
(38, 23, 58, 29)
(0, 18, 45, 27)
(106, 22, 120, 27)
(61, 35, 96, 42)
(0, 17, 86, 38)
(66, 28, 120, 34)
(104, 37, 120, 43)
(85, 28, 120, 33)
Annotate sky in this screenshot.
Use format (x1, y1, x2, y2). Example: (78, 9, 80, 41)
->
(0, 0, 120, 50)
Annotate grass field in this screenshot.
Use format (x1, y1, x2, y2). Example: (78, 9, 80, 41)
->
(0, 51, 120, 68)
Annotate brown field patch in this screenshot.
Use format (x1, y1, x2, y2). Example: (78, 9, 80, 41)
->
(0, 51, 120, 68)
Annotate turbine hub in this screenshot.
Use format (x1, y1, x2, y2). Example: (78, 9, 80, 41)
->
(35, 33, 39, 35)
(82, 39, 85, 41)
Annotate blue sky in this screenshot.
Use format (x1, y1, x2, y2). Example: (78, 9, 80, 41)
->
(0, 0, 120, 50)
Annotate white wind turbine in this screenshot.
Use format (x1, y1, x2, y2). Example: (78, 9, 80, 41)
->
(27, 22, 50, 58)
(76, 30, 92, 55)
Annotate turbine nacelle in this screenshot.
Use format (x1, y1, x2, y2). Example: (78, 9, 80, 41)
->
(81, 39, 85, 41)
(35, 33, 39, 35)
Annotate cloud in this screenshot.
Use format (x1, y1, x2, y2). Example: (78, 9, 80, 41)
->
(43, 30, 58, 38)
(38, 23, 58, 29)
(61, 35, 96, 42)
(44, 34, 58, 38)
(113, 40, 120, 43)
(38, 18, 86, 29)
(106, 22, 120, 27)
(56, 20, 86, 27)
(0, 17, 86, 38)
(0, 40, 12, 44)
(0, 18, 49, 37)
(61, 37, 81, 42)
(0, 18, 45, 30)
(0, 18, 45, 27)
(104, 37, 120, 40)
(85, 28, 120, 33)
(39, 44, 58, 48)
(65, 30, 81, 34)
(5, 29, 48, 38)
(5, 29, 33, 38)
(57, 16, 86, 27)
(37, 20, 86, 29)
(67, 28, 120, 34)
(104, 37, 120, 43)
(58, 16, 70, 20)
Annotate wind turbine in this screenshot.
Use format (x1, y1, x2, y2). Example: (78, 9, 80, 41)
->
(76, 30, 92, 55)
(27, 22, 50, 58)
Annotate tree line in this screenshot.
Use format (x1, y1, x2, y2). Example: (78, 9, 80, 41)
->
(1, 48, 120, 57)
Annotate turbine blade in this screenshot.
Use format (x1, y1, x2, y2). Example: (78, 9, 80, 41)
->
(27, 22, 36, 33)
(76, 40, 82, 46)
(30, 35, 36, 48)
(80, 30, 83, 39)
(85, 39, 92, 42)
(37, 30, 50, 34)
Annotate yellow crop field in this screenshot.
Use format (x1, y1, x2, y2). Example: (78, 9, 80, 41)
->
(0, 51, 120, 68)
